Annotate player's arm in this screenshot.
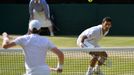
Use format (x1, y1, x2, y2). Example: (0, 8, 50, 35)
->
(79, 33, 94, 48)
(29, 1, 34, 20)
(2, 32, 16, 49)
(81, 35, 88, 43)
(42, 0, 50, 19)
(79, 35, 88, 48)
(51, 47, 64, 72)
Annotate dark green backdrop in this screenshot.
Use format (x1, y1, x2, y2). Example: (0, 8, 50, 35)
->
(0, 4, 134, 36)
(0, 4, 29, 35)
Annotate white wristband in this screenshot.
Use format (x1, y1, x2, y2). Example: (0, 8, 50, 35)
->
(57, 63, 63, 69)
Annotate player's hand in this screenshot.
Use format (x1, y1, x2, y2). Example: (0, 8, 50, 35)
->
(2, 32, 8, 38)
(2, 32, 10, 48)
(50, 64, 63, 73)
(80, 42, 84, 48)
(50, 67, 63, 73)
(56, 67, 63, 73)
(2, 32, 9, 43)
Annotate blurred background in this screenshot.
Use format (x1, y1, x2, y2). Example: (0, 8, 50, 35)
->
(0, 0, 134, 36)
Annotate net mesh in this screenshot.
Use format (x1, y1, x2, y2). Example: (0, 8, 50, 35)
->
(0, 48, 134, 75)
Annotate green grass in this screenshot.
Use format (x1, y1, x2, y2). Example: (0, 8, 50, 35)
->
(1, 35, 134, 48)
(47, 36, 134, 48)
(48, 36, 77, 48)
(99, 36, 134, 47)
(0, 35, 134, 75)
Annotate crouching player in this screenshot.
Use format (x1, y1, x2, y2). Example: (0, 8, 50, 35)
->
(77, 17, 112, 75)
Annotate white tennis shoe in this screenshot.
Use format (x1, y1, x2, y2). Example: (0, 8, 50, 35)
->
(93, 65, 104, 75)
(86, 67, 94, 75)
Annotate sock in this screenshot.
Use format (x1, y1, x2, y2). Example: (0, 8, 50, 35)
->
(86, 67, 93, 75)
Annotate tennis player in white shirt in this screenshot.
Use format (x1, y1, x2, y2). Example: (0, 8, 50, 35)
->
(2, 20, 64, 75)
(77, 17, 112, 75)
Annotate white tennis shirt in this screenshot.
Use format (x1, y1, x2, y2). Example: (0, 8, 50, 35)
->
(13, 34, 55, 69)
(77, 25, 109, 47)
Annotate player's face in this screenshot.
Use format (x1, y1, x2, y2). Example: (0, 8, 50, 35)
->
(102, 21, 112, 31)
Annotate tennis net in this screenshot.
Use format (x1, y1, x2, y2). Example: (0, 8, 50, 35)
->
(0, 47, 134, 75)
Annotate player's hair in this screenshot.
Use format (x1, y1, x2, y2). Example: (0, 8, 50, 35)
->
(102, 17, 112, 23)
(31, 28, 40, 34)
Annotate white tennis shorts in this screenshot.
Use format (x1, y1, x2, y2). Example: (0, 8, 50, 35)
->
(24, 65, 50, 75)
(82, 41, 95, 48)
(33, 10, 52, 27)
(77, 40, 98, 48)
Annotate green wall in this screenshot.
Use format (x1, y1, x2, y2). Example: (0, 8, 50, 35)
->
(0, 4, 134, 36)
(50, 4, 134, 36)
(0, 4, 29, 35)
(50, 4, 98, 35)
(96, 4, 134, 36)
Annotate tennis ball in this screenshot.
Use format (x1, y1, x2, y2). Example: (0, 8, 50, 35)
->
(88, 0, 93, 3)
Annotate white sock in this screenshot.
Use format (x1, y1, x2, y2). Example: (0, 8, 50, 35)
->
(94, 65, 100, 73)
(94, 65, 104, 75)
(86, 67, 93, 75)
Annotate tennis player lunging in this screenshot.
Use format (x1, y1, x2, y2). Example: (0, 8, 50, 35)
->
(29, 0, 54, 36)
(77, 17, 112, 75)
(2, 20, 64, 75)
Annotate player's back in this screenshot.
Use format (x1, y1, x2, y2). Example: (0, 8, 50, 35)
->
(16, 34, 55, 69)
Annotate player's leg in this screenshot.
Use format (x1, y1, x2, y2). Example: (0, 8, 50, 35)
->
(44, 19, 54, 36)
(94, 52, 108, 75)
(83, 42, 96, 75)
(46, 4, 54, 36)
(86, 52, 99, 75)
(98, 52, 108, 66)
(77, 40, 96, 75)
(48, 26, 54, 36)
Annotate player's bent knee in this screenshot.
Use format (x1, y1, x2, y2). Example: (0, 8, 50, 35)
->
(100, 52, 108, 58)
(103, 52, 108, 57)
(98, 57, 107, 65)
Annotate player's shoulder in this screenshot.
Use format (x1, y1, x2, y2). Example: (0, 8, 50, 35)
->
(90, 25, 102, 31)
(19, 34, 30, 39)
(39, 36, 51, 41)
(91, 24, 102, 29)
(96, 24, 102, 28)
(14, 35, 28, 41)
(84, 25, 101, 33)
